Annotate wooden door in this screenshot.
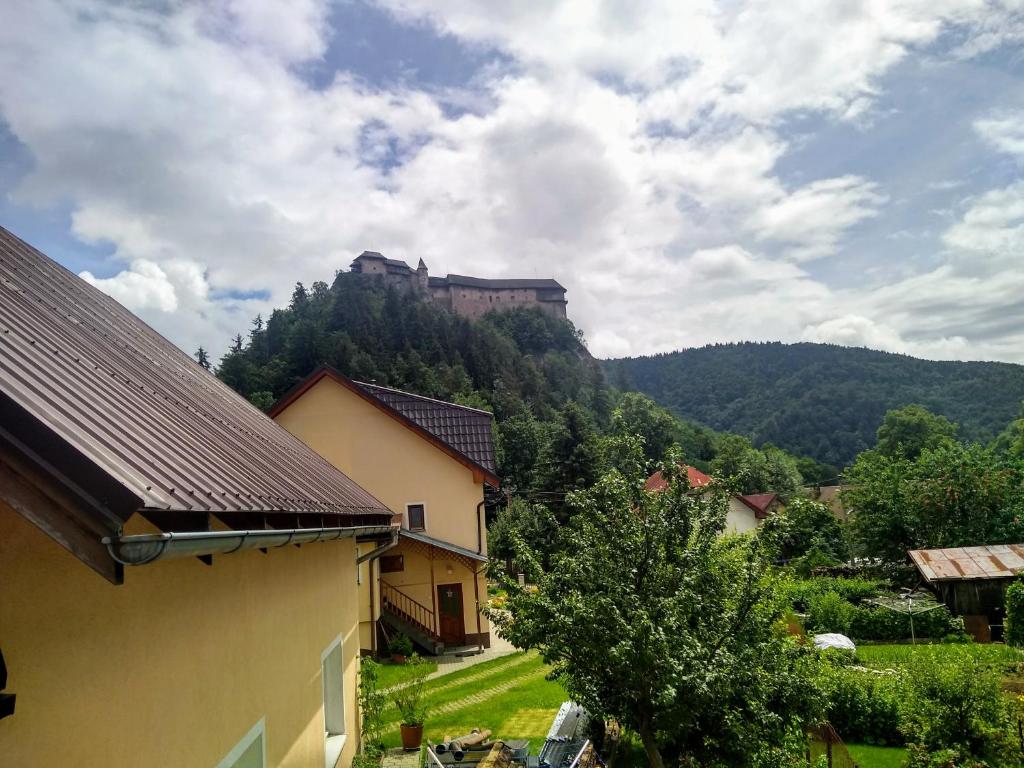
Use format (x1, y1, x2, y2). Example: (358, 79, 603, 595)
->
(437, 583, 466, 646)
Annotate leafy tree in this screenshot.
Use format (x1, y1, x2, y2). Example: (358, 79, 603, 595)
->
(536, 402, 607, 519)
(487, 498, 559, 572)
(609, 392, 681, 468)
(711, 436, 803, 499)
(776, 497, 849, 563)
(492, 456, 822, 767)
(846, 443, 1024, 561)
(875, 404, 957, 460)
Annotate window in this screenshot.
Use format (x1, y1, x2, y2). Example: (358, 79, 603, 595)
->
(322, 637, 347, 768)
(216, 719, 265, 768)
(406, 503, 426, 532)
(380, 555, 404, 573)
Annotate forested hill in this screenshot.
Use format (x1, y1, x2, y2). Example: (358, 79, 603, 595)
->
(603, 342, 1024, 467)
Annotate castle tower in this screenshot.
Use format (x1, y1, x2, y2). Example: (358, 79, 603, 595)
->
(416, 258, 429, 292)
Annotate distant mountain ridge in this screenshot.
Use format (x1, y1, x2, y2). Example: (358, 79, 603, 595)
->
(603, 342, 1024, 467)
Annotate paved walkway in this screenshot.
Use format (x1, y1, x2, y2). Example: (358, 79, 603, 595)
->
(427, 630, 519, 681)
(381, 748, 420, 767)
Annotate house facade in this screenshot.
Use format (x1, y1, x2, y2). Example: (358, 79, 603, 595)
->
(271, 368, 499, 654)
(0, 226, 396, 768)
(645, 465, 781, 533)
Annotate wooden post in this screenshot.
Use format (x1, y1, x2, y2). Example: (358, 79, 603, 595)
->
(474, 566, 484, 652)
(430, 546, 438, 638)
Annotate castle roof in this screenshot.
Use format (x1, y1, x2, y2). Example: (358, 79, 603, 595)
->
(438, 274, 566, 292)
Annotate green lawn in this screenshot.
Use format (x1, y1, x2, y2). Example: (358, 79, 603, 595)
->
(847, 743, 907, 767)
(856, 642, 1024, 669)
(376, 658, 439, 690)
(381, 651, 567, 749)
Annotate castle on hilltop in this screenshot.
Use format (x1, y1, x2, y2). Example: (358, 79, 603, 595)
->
(350, 251, 568, 320)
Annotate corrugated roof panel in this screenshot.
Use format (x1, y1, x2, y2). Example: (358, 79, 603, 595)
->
(0, 226, 392, 520)
(909, 544, 1024, 582)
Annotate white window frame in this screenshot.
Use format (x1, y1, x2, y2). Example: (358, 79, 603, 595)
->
(321, 635, 347, 768)
(405, 501, 428, 532)
(215, 718, 266, 768)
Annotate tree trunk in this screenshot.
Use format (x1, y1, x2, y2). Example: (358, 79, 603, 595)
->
(637, 718, 665, 768)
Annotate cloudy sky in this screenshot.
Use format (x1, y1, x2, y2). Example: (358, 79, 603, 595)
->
(2, 1, 1024, 364)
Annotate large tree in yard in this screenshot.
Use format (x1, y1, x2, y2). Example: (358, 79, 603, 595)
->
(492, 450, 821, 767)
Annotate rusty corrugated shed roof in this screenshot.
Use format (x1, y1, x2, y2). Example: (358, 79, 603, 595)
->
(355, 381, 497, 475)
(909, 544, 1024, 582)
(0, 226, 392, 520)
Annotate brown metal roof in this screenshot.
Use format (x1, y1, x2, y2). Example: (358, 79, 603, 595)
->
(909, 544, 1024, 582)
(356, 381, 497, 475)
(0, 226, 392, 521)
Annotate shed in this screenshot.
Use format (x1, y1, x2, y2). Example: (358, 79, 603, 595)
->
(908, 544, 1024, 642)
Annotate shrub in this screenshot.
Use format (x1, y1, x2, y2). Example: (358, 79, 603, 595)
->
(389, 634, 413, 658)
(819, 661, 904, 746)
(391, 655, 430, 727)
(848, 603, 961, 642)
(358, 658, 386, 757)
(807, 591, 855, 635)
(781, 576, 883, 613)
(898, 647, 1022, 767)
(1005, 579, 1024, 648)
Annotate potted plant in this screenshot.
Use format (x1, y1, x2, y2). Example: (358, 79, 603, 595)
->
(389, 634, 413, 664)
(392, 655, 429, 750)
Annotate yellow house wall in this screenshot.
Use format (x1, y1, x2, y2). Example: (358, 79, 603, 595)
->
(726, 497, 761, 533)
(0, 503, 363, 768)
(274, 378, 486, 554)
(275, 378, 491, 649)
(381, 540, 488, 640)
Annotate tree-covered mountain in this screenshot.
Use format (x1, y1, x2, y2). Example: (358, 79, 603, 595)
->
(603, 342, 1024, 467)
(213, 271, 728, 506)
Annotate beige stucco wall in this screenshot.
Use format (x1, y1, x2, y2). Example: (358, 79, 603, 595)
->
(274, 377, 487, 554)
(274, 377, 491, 650)
(379, 540, 488, 640)
(726, 497, 761, 534)
(0, 503, 363, 768)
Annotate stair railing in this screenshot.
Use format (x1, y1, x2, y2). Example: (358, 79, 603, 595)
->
(381, 582, 439, 639)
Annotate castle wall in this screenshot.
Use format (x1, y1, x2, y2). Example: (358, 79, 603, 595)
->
(447, 286, 567, 320)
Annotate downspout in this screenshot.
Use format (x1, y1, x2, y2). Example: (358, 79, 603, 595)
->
(103, 524, 397, 566)
(476, 498, 486, 554)
(356, 531, 399, 660)
(475, 497, 487, 652)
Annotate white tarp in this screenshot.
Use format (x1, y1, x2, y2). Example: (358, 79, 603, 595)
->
(813, 633, 856, 652)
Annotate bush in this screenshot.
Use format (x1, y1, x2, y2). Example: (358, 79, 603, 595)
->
(898, 647, 1022, 767)
(389, 634, 413, 657)
(391, 655, 430, 727)
(807, 591, 855, 635)
(1005, 579, 1024, 648)
(782, 576, 883, 613)
(848, 604, 961, 642)
(820, 661, 904, 746)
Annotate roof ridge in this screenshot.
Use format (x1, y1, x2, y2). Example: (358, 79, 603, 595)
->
(354, 380, 494, 417)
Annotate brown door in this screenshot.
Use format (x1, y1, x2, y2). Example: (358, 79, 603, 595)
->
(437, 583, 466, 646)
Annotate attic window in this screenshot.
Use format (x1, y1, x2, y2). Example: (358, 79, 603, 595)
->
(406, 503, 426, 532)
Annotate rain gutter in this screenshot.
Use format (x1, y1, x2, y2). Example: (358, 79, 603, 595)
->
(357, 530, 400, 564)
(102, 524, 397, 566)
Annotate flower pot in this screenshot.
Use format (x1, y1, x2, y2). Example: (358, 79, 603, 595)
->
(391, 654, 407, 664)
(400, 724, 423, 750)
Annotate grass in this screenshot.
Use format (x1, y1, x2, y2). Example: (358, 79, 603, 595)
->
(380, 651, 567, 749)
(846, 743, 907, 767)
(376, 657, 439, 690)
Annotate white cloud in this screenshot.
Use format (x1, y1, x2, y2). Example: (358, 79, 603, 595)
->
(975, 110, 1024, 157)
(0, 0, 1022, 366)
(81, 259, 182, 313)
(750, 176, 885, 261)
